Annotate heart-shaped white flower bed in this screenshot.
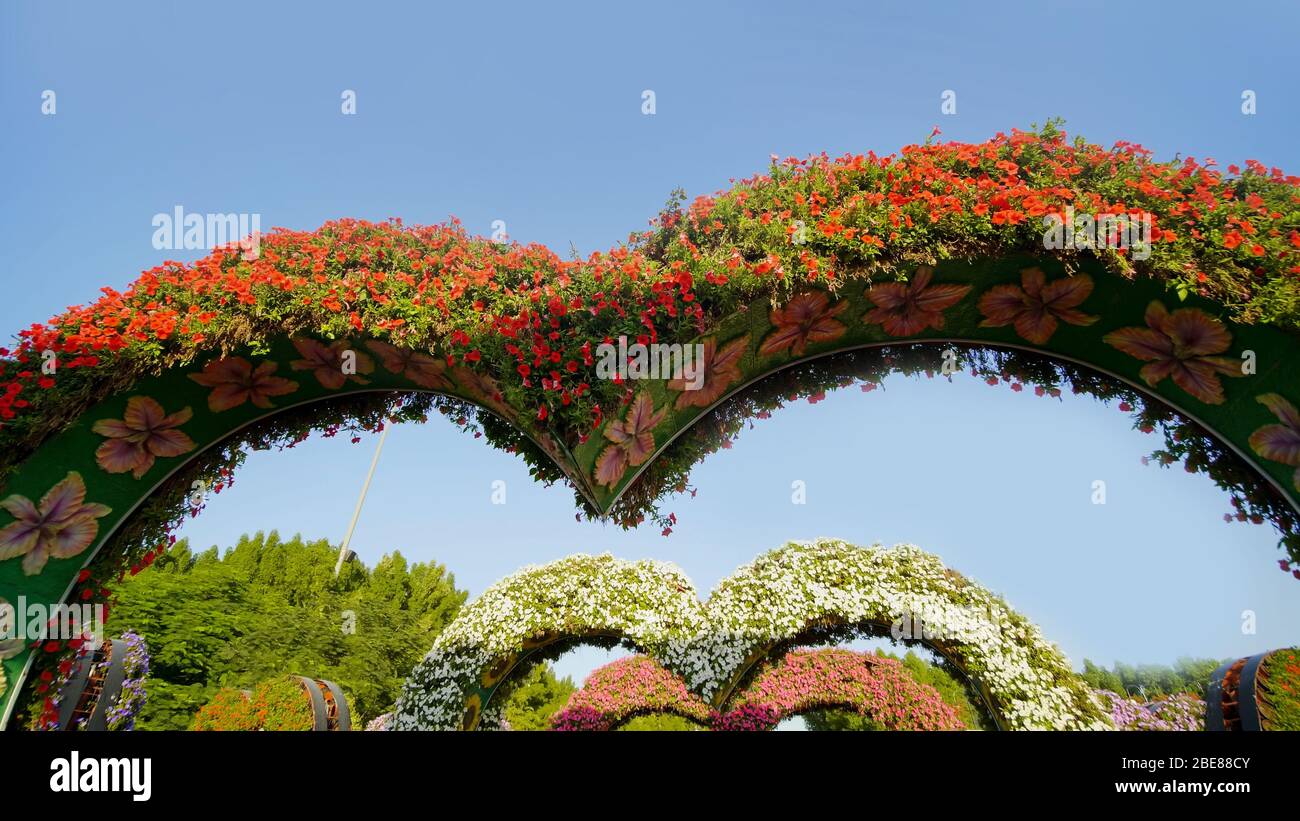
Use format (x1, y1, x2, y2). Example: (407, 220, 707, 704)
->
(391, 539, 1111, 730)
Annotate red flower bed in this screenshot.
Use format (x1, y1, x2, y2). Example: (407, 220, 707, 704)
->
(4, 121, 1298, 489)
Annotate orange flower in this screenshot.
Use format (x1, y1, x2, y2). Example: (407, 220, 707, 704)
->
(667, 336, 747, 410)
(1103, 301, 1242, 404)
(757, 292, 847, 358)
(594, 393, 668, 488)
(188, 357, 298, 412)
(289, 338, 374, 389)
(365, 340, 452, 390)
(92, 396, 196, 478)
(864, 266, 971, 336)
(977, 268, 1097, 344)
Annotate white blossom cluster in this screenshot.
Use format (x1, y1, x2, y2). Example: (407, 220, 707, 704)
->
(390, 541, 1111, 730)
(389, 553, 707, 730)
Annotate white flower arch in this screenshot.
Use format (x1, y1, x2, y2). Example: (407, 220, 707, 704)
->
(391, 540, 1110, 730)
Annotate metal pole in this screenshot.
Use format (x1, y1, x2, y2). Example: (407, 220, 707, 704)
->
(335, 423, 390, 576)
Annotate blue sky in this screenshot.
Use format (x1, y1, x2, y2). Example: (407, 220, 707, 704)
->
(2, 0, 1298, 686)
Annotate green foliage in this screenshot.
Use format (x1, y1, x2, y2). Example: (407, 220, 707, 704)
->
(803, 649, 989, 731)
(1080, 657, 1225, 699)
(498, 663, 576, 730)
(618, 713, 707, 731)
(109, 530, 467, 729)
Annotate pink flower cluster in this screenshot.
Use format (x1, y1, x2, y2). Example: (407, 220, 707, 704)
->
(727, 649, 967, 731)
(1093, 690, 1204, 731)
(550, 656, 714, 731)
(551, 650, 966, 731)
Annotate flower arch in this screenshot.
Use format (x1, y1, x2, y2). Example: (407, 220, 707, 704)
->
(719, 648, 967, 730)
(549, 649, 969, 731)
(391, 540, 1112, 730)
(4, 124, 1300, 725)
(549, 655, 714, 731)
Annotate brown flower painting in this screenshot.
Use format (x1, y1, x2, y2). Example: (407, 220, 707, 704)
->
(1103, 301, 1242, 405)
(977, 268, 1097, 345)
(0, 472, 111, 576)
(864, 266, 972, 337)
(594, 392, 669, 488)
(188, 356, 299, 412)
(667, 336, 748, 410)
(758, 292, 848, 358)
(365, 339, 452, 390)
(290, 338, 375, 389)
(1249, 394, 1300, 491)
(93, 396, 196, 478)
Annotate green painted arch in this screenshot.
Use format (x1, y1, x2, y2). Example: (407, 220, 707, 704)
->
(2, 255, 1299, 727)
(582, 254, 1300, 516)
(4, 131, 1300, 727)
(391, 541, 1111, 730)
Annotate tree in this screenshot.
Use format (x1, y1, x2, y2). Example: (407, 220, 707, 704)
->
(499, 664, 575, 730)
(1080, 657, 1225, 699)
(107, 531, 467, 729)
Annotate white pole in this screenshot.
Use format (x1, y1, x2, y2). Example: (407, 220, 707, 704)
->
(335, 423, 390, 577)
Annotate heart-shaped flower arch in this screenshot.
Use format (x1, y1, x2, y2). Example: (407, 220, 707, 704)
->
(390, 540, 1112, 731)
(3, 124, 1300, 726)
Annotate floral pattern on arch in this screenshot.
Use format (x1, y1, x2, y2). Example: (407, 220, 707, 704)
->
(365, 340, 452, 390)
(0, 472, 111, 576)
(977, 268, 1097, 344)
(757, 292, 847, 358)
(1103, 301, 1243, 405)
(667, 335, 748, 410)
(289, 337, 374, 389)
(594, 393, 668, 488)
(92, 396, 196, 479)
(864, 266, 972, 336)
(188, 356, 298, 412)
(1249, 394, 1300, 491)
